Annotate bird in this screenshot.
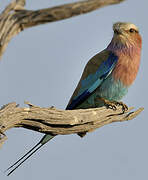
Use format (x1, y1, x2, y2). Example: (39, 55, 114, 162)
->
(6, 22, 142, 175)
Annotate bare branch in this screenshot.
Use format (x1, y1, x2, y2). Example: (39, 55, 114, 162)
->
(0, 102, 143, 147)
(0, 0, 25, 16)
(0, 0, 125, 59)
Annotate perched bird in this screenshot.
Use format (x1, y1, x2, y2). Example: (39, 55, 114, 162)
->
(6, 22, 142, 175)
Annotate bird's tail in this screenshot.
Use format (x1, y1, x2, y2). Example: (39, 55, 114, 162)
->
(5, 134, 55, 176)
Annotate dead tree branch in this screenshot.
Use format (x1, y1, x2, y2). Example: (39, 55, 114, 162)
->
(0, 0, 125, 58)
(0, 102, 144, 147)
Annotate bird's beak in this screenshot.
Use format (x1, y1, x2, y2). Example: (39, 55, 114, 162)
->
(114, 29, 122, 35)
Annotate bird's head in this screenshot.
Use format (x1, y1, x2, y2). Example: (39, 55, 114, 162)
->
(112, 22, 142, 48)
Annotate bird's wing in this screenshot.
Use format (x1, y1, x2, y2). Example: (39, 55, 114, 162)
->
(66, 50, 118, 110)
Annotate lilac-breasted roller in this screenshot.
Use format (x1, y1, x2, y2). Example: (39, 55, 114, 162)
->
(6, 22, 142, 175)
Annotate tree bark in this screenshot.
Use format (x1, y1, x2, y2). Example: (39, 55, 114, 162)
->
(0, 0, 125, 59)
(0, 102, 144, 147)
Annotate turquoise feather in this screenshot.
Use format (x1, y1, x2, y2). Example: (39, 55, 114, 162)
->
(66, 51, 118, 110)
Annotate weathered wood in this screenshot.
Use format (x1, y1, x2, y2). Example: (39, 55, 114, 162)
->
(0, 0, 125, 59)
(0, 102, 144, 147)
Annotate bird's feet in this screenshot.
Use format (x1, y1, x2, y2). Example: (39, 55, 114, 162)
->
(100, 98, 117, 110)
(99, 98, 128, 113)
(114, 101, 128, 113)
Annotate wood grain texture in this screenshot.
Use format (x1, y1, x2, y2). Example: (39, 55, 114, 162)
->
(0, 102, 143, 147)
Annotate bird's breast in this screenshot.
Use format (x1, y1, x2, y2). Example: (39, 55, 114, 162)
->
(96, 75, 128, 102)
(112, 52, 141, 86)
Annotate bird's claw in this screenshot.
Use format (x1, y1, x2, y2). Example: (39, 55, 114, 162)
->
(106, 101, 128, 113)
(99, 98, 117, 111)
(98, 98, 128, 113)
(115, 101, 128, 113)
(106, 103, 117, 111)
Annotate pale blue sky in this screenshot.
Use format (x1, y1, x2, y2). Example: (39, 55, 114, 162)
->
(0, 0, 147, 179)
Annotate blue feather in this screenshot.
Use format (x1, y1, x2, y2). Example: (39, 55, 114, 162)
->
(66, 52, 118, 110)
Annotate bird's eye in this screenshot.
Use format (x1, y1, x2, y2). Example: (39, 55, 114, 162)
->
(129, 28, 136, 33)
